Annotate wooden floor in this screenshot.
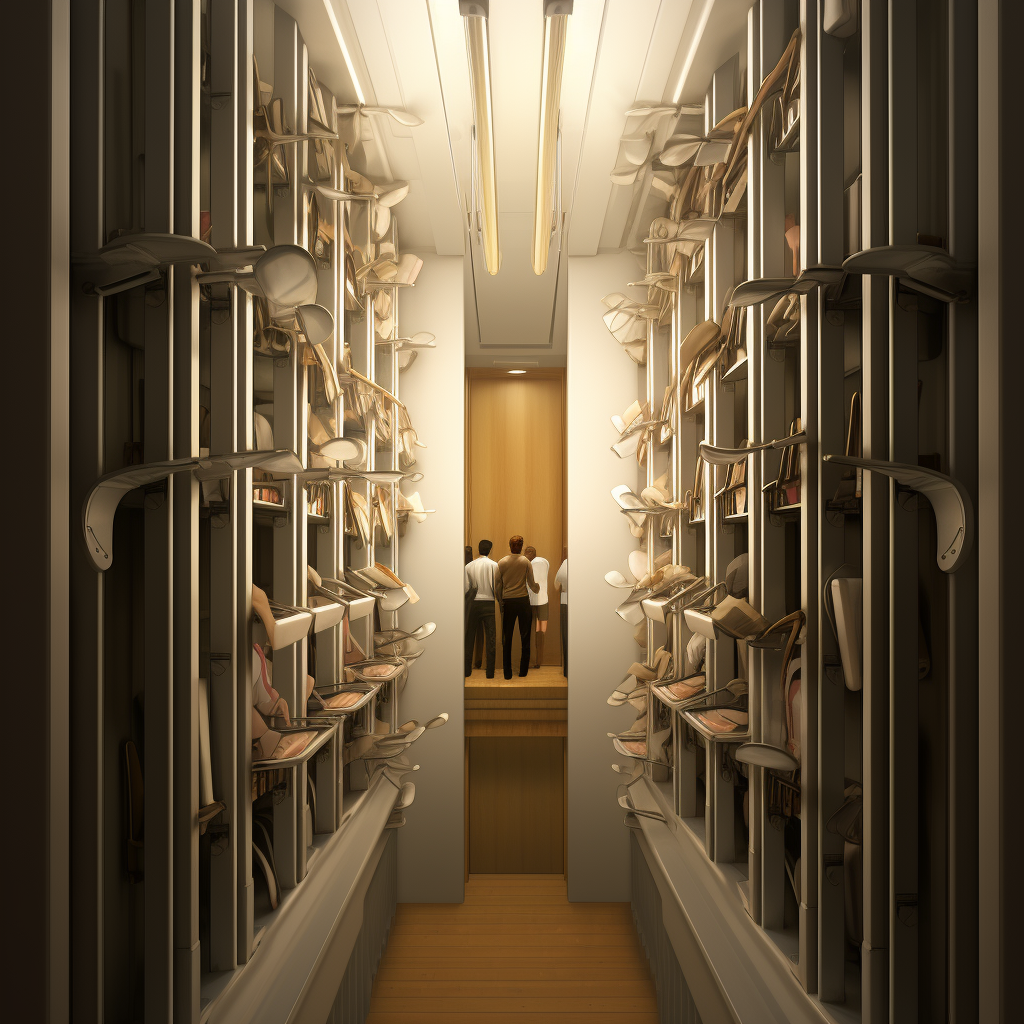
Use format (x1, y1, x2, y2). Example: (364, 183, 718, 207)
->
(367, 875, 658, 1023)
(465, 666, 567, 686)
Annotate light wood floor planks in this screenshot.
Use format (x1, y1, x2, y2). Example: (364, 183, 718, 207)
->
(465, 666, 568, 686)
(367, 875, 657, 1023)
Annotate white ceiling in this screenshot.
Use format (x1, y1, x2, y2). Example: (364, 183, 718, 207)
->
(294, 0, 753, 365)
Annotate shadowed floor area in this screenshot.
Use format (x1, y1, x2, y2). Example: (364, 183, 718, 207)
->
(367, 874, 658, 1023)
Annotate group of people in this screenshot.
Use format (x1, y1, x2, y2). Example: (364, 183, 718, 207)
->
(464, 536, 568, 680)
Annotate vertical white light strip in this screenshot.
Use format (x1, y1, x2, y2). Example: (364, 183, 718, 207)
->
(323, 0, 366, 104)
(461, 1, 500, 275)
(532, 6, 571, 276)
(671, 0, 714, 104)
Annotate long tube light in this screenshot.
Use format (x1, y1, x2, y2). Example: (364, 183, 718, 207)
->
(461, 1, 500, 275)
(532, 1, 572, 276)
(323, 0, 365, 104)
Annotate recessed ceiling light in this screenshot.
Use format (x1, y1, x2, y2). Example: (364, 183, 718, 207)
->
(508, 369, 526, 375)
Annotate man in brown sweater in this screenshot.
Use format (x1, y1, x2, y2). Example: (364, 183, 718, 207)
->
(496, 535, 540, 678)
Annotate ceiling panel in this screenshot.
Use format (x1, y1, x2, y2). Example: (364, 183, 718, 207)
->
(564, 0, 663, 256)
(376, 0, 465, 254)
(434, 1, 570, 359)
(335, 0, 464, 255)
(326, 0, 756, 362)
(672, 0, 750, 105)
(555, 0, 606, 216)
(277, 0, 364, 102)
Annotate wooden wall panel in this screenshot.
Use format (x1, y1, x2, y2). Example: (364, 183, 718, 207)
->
(466, 370, 566, 665)
(468, 738, 564, 873)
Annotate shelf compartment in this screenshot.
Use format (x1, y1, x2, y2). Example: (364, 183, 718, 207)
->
(720, 354, 749, 382)
(308, 596, 345, 632)
(253, 606, 313, 651)
(310, 682, 380, 716)
(681, 709, 751, 745)
(252, 719, 337, 773)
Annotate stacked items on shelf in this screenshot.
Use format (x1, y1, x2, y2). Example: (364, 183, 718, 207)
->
(236, 2, 449, 944)
(73, 2, 447, 1010)
(600, 8, 819, 982)
(600, 1, 978, 1011)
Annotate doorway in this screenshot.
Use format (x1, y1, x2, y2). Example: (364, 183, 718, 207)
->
(465, 368, 567, 667)
(464, 368, 568, 875)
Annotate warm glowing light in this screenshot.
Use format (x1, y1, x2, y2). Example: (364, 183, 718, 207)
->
(531, 11, 569, 276)
(507, 369, 527, 375)
(671, 0, 714, 105)
(463, 8, 500, 275)
(324, 1, 366, 105)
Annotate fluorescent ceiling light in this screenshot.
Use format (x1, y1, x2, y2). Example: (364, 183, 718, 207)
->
(671, 0, 714, 105)
(461, 1, 500, 275)
(507, 369, 527, 374)
(323, 0, 366, 105)
(532, 1, 572, 276)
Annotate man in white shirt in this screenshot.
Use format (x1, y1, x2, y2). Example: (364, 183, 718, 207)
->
(464, 539, 499, 678)
(554, 551, 568, 677)
(524, 546, 550, 669)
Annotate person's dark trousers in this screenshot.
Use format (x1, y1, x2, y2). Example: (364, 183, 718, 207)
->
(560, 603, 568, 676)
(501, 596, 532, 678)
(473, 620, 484, 668)
(465, 600, 496, 677)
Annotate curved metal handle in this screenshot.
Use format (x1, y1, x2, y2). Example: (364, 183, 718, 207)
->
(83, 449, 301, 571)
(824, 454, 973, 572)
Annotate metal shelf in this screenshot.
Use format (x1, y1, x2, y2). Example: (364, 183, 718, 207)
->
(68, 1, 432, 1018)
(601, 1, 975, 1014)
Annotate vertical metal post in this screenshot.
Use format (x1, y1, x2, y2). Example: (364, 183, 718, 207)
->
(757, 1, 789, 932)
(708, 55, 740, 868)
(945, 0, 979, 1018)
(644, 238, 657, 770)
(235, 2, 256, 960)
(860, 1, 891, 1018)
(389, 223, 401, 636)
(172, 1, 201, 1018)
(797, 0, 820, 992)
(208, 0, 255, 972)
(69, 0, 106, 1017)
(49, 4, 72, 1020)
(235, 4, 258, 954)
(812, 0, 848, 1002)
(354, 198, 376, 580)
(887, 2, 919, 1018)
(208, 0, 239, 974)
(312, 94, 342, 688)
(745, 0, 763, 927)
(143, 2, 177, 1017)
(268, 7, 307, 888)
(977, 5, 1024, 1021)
(674, 281, 699, 820)
(271, 6, 307, 720)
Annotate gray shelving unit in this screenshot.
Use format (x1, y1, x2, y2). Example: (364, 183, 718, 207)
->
(611, 2, 978, 1021)
(67, 2, 434, 1020)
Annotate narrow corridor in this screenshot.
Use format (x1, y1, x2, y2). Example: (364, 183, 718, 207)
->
(367, 875, 658, 1022)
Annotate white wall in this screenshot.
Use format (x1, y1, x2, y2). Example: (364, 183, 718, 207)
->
(393, 251, 642, 902)
(566, 252, 646, 901)
(395, 254, 465, 902)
